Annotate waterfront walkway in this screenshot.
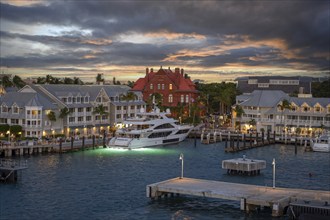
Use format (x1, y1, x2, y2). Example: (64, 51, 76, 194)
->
(147, 177, 330, 217)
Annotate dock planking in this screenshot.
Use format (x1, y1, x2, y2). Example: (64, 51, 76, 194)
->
(146, 177, 330, 217)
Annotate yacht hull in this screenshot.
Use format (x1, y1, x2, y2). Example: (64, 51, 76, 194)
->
(107, 133, 190, 149)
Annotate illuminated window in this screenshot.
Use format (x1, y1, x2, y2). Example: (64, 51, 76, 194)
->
(168, 94, 173, 103)
(169, 84, 172, 90)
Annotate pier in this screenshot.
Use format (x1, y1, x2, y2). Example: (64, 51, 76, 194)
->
(0, 159, 27, 182)
(146, 177, 330, 217)
(222, 156, 266, 175)
(0, 135, 108, 157)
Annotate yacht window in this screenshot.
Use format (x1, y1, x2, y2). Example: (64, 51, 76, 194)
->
(154, 123, 175, 129)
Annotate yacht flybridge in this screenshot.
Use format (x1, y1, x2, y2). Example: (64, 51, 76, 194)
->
(107, 108, 193, 149)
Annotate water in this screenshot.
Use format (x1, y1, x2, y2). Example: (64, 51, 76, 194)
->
(1, 140, 329, 220)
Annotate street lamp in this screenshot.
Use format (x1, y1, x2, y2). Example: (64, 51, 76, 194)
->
(272, 158, 276, 189)
(179, 153, 184, 179)
(6, 130, 10, 143)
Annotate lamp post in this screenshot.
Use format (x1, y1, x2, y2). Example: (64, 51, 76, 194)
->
(7, 130, 10, 143)
(179, 153, 184, 179)
(272, 158, 276, 189)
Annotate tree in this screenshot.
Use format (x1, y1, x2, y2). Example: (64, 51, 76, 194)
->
(93, 104, 109, 124)
(277, 99, 292, 134)
(9, 125, 23, 137)
(234, 105, 245, 131)
(96, 74, 104, 83)
(248, 119, 256, 130)
(1, 75, 13, 87)
(120, 92, 137, 102)
(147, 93, 163, 110)
(0, 124, 10, 134)
(59, 107, 70, 119)
(12, 75, 26, 88)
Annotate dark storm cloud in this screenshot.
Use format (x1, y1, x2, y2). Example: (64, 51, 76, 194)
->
(0, 0, 329, 72)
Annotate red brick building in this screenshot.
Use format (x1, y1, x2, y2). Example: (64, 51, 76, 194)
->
(131, 67, 199, 108)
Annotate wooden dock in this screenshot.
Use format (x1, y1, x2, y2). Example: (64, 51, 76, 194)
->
(146, 177, 330, 217)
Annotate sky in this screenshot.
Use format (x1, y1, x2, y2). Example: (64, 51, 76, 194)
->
(0, 0, 329, 83)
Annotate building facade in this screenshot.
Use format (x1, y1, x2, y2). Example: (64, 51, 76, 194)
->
(0, 84, 145, 139)
(235, 76, 319, 95)
(233, 90, 330, 136)
(131, 67, 199, 109)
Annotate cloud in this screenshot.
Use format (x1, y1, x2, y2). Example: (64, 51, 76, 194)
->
(0, 1, 329, 81)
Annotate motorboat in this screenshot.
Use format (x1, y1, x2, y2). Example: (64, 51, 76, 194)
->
(107, 107, 193, 149)
(311, 135, 330, 152)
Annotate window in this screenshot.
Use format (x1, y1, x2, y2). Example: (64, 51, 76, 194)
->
(69, 117, 75, 123)
(11, 119, 19, 124)
(180, 95, 184, 103)
(185, 95, 189, 103)
(13, 106, 19, 114)
(168, 94, 173, 103)
(72, 97, 76, 103)
(78, 108, 84, 113)
(130, 106, 135, 110)
(150, 84, 153, 90)
(162, 84, 165, 90)
(68, 97, 72, 103)
(86, 116, 92, 121)
(2, 106, 8, 113)
(117, 106, 121, 111)
(169, 84, 172, 90)
(116, 114, 121, 119)
(96, 97, 102, 102)
(86, 107, 91, 112)
(84, 97, 89, 103)
(78, 117, 83, 122)
(315, 106, 321, 113)
(303, 106, 309, 112)
(157, 84, 161, 90)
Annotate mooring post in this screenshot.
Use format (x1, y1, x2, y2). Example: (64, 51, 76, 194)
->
(82, 136, 85, 151)
(194, 132, 197, 147)
(59, 138, 62, 153)
(250, 133, 252, 148)
(71, 136, 74, 151)
(103, 130, 106, 148)
(267, 130, 270, 143)
(243, 133, 246, 148)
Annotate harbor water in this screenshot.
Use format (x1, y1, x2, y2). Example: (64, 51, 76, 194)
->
(1, 139, 329, 220)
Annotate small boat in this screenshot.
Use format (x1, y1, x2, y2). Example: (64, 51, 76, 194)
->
(107, 107, 193, 149)
(311, 135, 330, 152)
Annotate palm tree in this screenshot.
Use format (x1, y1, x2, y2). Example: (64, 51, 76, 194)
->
(233, 105, 245, 132)
(47, 111, 56, 137)
(120, 92, 137, 102)
(277, 99, 292, 135)
(93, 104, 109, 124)
(59, 107, 70, 119)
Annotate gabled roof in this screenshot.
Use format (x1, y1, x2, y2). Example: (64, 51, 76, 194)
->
(239, 90, 289, 107)
(289, 97, 330, 107)
(0, 92, 57, 109)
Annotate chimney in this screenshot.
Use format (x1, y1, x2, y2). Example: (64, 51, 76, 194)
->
(181, 68, 184, 76)
(175, 68, 180, 74)
(168, 67, 170, 70)
(146, 67, 149, 75)
(150, 68, 153, 73)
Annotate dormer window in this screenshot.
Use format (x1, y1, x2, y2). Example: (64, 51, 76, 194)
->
(84, 96, 89, 103)
(13, 106, 19, 114)
(302, 106, 310, 112)
(68, 97, 72, 103)
(2, 105, 8, 113)
(291, 106, 297, 112)
(315, 106, 322, 113)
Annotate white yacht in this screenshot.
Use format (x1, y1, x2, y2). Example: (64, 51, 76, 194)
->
(107, 107, 193, 149)
(311, 135, 330, 152)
